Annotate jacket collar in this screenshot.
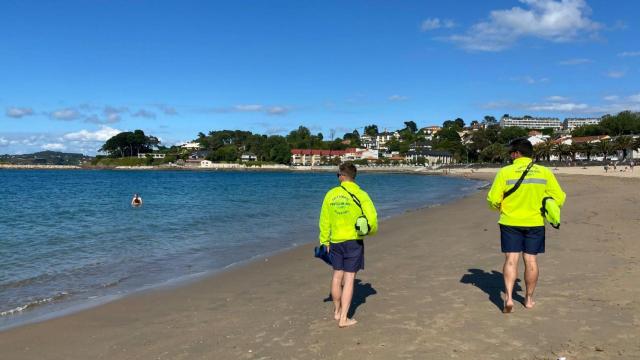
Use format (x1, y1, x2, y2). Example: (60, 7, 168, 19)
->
(513, 157, 532, 165)
(340, 180, 360, 190)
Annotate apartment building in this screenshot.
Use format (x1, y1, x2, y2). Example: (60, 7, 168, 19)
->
(564, 118, 601, 132)
(500, 116, 562, 131)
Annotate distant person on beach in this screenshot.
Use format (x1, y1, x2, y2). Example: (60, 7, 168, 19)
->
(487, 138, 566, 313)
(131, 193, 143, 207)
(319, 162, 378, 328)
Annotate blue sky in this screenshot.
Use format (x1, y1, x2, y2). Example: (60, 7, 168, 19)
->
(1, 0, 639, 154)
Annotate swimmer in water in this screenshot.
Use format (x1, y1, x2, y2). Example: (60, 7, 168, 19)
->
(131, 193, 143, 207)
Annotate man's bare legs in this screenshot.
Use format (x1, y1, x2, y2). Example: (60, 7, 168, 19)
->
(522, 253, 539, 308)
(331, 270, 357, 327)
(331, 270, 344, 320)
(502, 252, 520, 313)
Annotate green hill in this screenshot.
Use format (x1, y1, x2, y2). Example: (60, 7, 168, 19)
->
(0, 151, 93, 165)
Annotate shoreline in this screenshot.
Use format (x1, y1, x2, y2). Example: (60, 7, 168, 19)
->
(3, 162, 639, 179)
(0, 173, 485, 332)
(1, 173, 638, 359)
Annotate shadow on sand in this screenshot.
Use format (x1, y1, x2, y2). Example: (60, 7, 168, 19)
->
(460, 268, 524, 311)
(323, 279, 377, 318)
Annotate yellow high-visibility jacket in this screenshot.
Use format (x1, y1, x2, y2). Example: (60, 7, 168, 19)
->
(487, 157, 566, 227)
(319, 181, 378, 245)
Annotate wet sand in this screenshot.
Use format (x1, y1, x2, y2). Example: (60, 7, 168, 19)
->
(1, 173, 639, 359)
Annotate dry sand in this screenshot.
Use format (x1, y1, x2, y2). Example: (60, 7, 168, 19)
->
(1, 172, 639, 360)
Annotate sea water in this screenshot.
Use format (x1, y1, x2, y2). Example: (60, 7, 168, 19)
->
(0, 169, 482, 329)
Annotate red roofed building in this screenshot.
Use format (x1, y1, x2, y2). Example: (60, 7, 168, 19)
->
(290, 148, 379, 165)
(570, 135, 611, 144)
(291, 148, 355, 166)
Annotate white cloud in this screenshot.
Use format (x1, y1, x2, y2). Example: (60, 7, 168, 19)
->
(50, 108, 82, 121)
(0, 137, 9, 147)
(628, 93, 640, 103)
(558, 58, 592, 65)
(214, 104, 290, 116)
(132, 109, 156, 119)
(481, 101, 512, 109)
(547, 95, 568, 101)
(266, 106, 289, 115)
(83, 106, 129, 124)
(63, 126, 122, 142)
(607, 70, 625, 78)
(447, 0, 601, 51)
(6, 107, 35, 118)
(155, 104, 177, 115)
(526, 102, 589, 111)
(42, 143, 66, 151)
(420, 18, 455, 31)
(264, 127, 289, 135)
(511, 75, 549, 84)
(618, 51, 640, 57)
(389, 95, 409, 101)
(603, 95, 619, 101)
(235, 104, 263, 112)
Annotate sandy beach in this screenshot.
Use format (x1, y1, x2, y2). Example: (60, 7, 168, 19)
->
(1, 172, 639, 360)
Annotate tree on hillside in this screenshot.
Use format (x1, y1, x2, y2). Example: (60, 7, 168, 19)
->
(480, 143, 508, 163)
(485, 124, 501, 144)
(600, 111, 640, 135)
(386, 139, 411, 154)
(442, 120, 460, 130)
(467, 129, 492, 157)
(207, 145, 237, 162)
(572, 124, 608, 137)
(266, 135, 291, 163)
(364, 124, 379, 136)
(483, 115, 497, 125)
(433, 127, 464, 160)
(498, 126, 528, 144)
(286, 126, 324, 149)
(100, 130, 160, 157)
(342, 129, 361, 147)
(403, 121, 417, 133)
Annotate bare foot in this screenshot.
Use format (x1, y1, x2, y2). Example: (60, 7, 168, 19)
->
(525, 296, 536, 309)
(338, 318, 357, 328)
(334, 308, 341, 321)
(503, 300, 514, 314)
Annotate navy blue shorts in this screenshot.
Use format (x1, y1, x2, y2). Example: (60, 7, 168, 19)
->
(500, 225, 545, 255)
(330, 240, 364, 272)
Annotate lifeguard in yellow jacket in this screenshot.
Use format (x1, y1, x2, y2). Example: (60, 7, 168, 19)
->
(319, 162, 377, 328)
(487, 138, 565, 314)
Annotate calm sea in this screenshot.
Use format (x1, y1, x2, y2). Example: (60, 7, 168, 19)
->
(0, 169, 482, 329)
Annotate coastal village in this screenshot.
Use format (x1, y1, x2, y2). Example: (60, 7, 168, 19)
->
(3, 113, 640, 169)
(146, 114, 640, 169)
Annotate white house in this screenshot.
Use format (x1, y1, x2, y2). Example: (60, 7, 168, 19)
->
(240, 153, 258, 162)
(501, 116, 563, 131)
(406, 149, 454, 164)
(360, 134, 376, 149)
(376, 131, 400, 146)
(181, 142, 201, 150)
(137, 153, 166, 159)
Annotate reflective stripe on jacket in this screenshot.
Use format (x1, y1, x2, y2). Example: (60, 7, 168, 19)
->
(319, 181, 378, 245)
(487, 157, 566, 227)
